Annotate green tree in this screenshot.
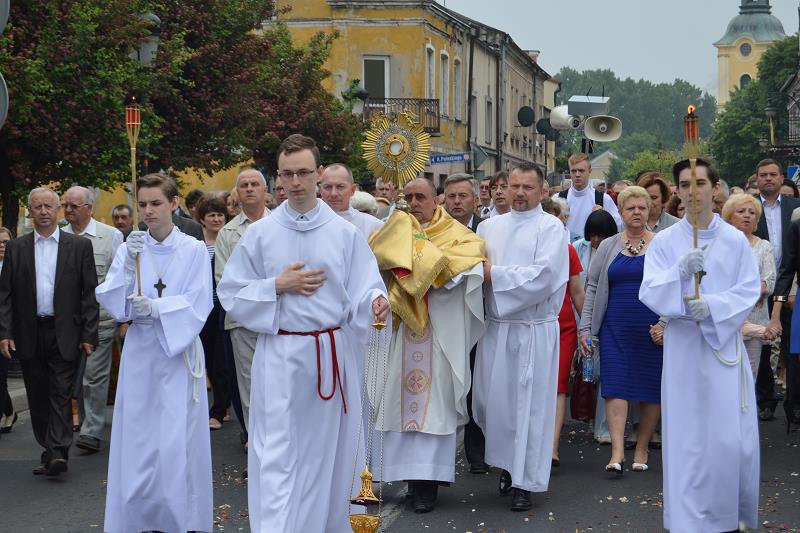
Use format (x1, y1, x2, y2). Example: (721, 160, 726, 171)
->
(709, 35, 799, 184)
(0, 1, 365, 231)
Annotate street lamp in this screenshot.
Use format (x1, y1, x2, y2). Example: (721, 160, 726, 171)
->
(352, 88, 369, 116)
(129, 13, 162, 65)
(765, 104, 778, 146)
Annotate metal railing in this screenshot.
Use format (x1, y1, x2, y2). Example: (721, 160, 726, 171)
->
(364, 98, 440, 134)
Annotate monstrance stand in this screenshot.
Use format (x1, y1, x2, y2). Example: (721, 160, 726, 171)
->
(125, 98, 143, 296)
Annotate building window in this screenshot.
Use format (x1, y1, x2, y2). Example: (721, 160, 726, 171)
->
(425, 46, 435, 100)
(485, 98, 493, 144)
(740, 74, 752, 89)
(454, 59, 462, 121)
(740, 42, 752, 57)
(440, 52, 450, 116)
(362, 56, 389, 100)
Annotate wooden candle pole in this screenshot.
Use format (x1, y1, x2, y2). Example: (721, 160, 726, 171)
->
(125, 99, 143, 296)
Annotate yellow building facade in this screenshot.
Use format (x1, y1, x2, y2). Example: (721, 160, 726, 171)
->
(714, 0, 785, 108)
(277, 0, 554, 186)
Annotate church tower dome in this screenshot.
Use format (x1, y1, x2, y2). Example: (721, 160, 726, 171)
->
(714, 0, 787, 107)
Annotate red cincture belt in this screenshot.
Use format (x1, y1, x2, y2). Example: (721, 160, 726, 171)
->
(278, 327, 347, 413)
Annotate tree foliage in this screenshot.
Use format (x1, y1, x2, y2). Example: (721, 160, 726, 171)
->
(0, 0, 365, 230)
(709, 36, 800, 184)
(554, 67, 716, 178)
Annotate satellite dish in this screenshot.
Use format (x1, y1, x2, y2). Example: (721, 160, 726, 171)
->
(536, 118, 552, 135)
(517, 106, 535, 127)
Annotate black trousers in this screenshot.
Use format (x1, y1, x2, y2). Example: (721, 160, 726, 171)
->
(464, 344, 485, 466)
(19, 320, 76, 462)
(200, 303, 230, 422)
(755, 301, 790, 409)
(785, 351, 800, 422)
(0, 355, 13, 417)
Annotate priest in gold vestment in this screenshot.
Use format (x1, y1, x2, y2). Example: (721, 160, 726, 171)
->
(370, 178, 485, 513)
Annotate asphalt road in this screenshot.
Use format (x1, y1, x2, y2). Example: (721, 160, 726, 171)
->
(0, 405, 797, 532)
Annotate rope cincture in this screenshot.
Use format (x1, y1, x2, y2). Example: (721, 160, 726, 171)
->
(278, 327, 347, 413)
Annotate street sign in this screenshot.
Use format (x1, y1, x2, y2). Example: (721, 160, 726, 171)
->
(788, 165, 799, 183)
(430, 152, 470, 165)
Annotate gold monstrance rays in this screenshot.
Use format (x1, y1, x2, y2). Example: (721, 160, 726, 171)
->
(362, 110, 431, 190)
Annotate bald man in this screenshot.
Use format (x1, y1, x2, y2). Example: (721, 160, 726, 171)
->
(370, 178, 485, 513)
(215, 168, 271, 456)
(62, 186, 123, 453)
(320, 163, 384, 240)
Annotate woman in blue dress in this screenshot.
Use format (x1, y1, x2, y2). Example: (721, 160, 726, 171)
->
(579, 186, 663, 475)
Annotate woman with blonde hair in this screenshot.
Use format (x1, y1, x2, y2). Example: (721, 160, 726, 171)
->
(721, 193, 777, 375)
(580, 186, 662, 474)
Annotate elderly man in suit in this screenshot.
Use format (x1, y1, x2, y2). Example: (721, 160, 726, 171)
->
(0, 187, 99, 476)
(754, 158, 800, 420)
(443, 173, 488, 473)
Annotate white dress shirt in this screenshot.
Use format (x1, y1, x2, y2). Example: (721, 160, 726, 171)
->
(63, 217, 123, 258)
(761, 194, 783, 268)
(34, 229, 59, 316)
(285, 201, 321, 221)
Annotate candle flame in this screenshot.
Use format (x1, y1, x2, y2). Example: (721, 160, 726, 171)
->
(687, 104, 696, 114)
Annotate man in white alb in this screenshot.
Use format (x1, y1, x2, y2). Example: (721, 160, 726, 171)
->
(320, 163, 384, 240)
(473, 162, 568, 512)
(560, 152, 621, 237)
(218, 134, 389, 533)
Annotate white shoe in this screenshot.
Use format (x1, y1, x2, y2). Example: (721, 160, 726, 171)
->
(632, 462, 649, 472)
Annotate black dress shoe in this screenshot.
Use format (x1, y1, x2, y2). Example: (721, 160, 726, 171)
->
(759, 405, 775, 421)
(32, 464, 47, 476)
(412, 481, 438, 513)
(45, 458, 68, 476)
(498, 469, 513, 494)
(242, 467, 248, 480)
(510, 488, 532, 511)
(469, 461, 489, 474)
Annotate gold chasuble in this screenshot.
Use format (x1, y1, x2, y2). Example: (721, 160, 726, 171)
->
(369, 207, 485, 335)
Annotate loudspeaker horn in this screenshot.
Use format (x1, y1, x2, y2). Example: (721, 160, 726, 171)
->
(584, 115, 622, 142)
(549, 105, 582, 131)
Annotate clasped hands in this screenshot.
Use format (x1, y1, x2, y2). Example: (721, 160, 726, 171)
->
(275, 262, 389, 322)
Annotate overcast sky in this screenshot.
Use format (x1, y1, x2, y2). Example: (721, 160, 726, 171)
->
(443, 0, 798, 99)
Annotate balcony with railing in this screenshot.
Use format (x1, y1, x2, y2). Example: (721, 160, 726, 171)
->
(364, 98, 440, 134)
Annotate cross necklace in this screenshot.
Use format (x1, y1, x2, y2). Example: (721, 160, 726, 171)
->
(145, 246, 178, 298)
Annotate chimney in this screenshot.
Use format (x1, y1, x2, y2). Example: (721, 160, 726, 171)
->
(527, 50, 541, 63)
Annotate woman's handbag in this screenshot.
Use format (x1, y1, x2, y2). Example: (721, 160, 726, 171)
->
(570, 347, 598, 422)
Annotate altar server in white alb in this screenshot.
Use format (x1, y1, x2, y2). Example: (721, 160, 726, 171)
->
(639, 158, 760, 533)
(218, 134, 389, 533)
(473, 162, 568, 512)
(319, 162, 384, 240)
(96, 173, 213, 533)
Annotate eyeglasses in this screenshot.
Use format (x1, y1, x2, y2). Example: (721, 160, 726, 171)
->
(479, 185, 491, 191)
(276, 169, 316, 180)
(63, 202, 90, 210)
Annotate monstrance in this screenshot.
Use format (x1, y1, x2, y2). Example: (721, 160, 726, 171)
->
(362, 109, 432, 211)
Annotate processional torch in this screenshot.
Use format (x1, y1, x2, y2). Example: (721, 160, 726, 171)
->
(125, 97, 143, 296)
(683, 105, 702, 311)
(348, 108, 431, 533)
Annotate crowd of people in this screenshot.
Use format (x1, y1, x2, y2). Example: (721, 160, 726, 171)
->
(0, 134, 798, 533)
